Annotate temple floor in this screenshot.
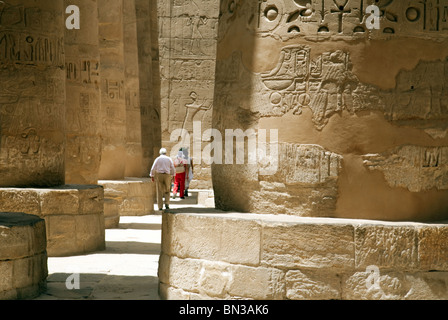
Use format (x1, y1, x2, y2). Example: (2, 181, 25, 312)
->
(33, 195, 203, 300)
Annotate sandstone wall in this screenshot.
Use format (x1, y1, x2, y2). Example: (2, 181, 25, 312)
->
(212, 0, 448, 221)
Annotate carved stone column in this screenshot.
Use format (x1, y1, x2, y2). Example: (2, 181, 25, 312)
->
(136, 0, 162, 174)
(64, 0, 102, 185)
(0, 1, 65, 187)
(97, 0, 127, 180)
(213, 0, 448, 222)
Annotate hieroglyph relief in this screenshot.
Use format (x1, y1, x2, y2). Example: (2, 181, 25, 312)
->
(363, 145, 448, 192)
(0, 3, 64, 67)
(278, 143, 342, 185)
(0, 2, 65, 186)
(255, 45, 448, 129)
(252, 0, 448, 40)
(257, 45, 384, 129)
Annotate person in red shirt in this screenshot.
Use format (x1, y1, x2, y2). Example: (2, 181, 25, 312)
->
(172, 149, 188, 199)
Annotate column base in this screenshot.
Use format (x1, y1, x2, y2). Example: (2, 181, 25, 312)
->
(0, 212, 47, 300)
(0, 185, 105, 257)
(99, 178, 155, 217)
(160, 209, 448, 300)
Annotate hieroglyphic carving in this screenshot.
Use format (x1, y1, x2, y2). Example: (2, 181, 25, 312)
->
(278, 143, 342, 185)
(0, 32, 64, 67)
(256, 45, 448, 129)
(0, 2, 64, 67)
(66, 59, 100, 84)
(363, 145, 448, 192)
(258, 45, 384, 129)
(245, 0, 448, 40)
(254, 142, 342, 216)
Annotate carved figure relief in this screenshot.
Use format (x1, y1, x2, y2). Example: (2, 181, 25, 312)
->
(254, 45, 448, 129)
(258, 45, 384, 129)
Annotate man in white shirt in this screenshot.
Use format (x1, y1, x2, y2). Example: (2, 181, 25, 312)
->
(150, 148, 175, 210)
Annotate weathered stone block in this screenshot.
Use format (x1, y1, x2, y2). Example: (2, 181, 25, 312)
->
(163, 214, 222, 260)
(403, 272, 448, 300)
(78, 186, 104, 215)
(40, 189, 79, 215)
(0, 261, 13, 293)
(355, 224, 418, 271)
(160, 212, 448, 300)
(13, 256, 37, 289)
(0, 213, 47, 300)
(220, 218, 261, 266)
(0, 186, 105, 257)
(159, 283, 191, 300)
(0, 190, 40, 215)
(163, 213, 261, 266)
(417, 225, 448, 271)
(261, 222, 355, 270)
(159, 255, 202, 293)
(75, 214, 105, 253)
(104, 198, 120, 229)
(198, 261, 232, 298)
(99, 179, 154, 216)
(228, 265, 285, 300)
(0, 213, 46, 260)
(342, 270, 411, 300)
(46, 215, 77, 255)
(286, 269, 341, 300)
(343, 270, 448, 300)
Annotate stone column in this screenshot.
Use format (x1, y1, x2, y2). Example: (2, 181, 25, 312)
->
(136, 0, 162, 173)
(158, 0, 220, 189)
(212, 0, 448, 222)
(0, 1, 65, 187)
(97, 0, 156, 219)
(0, 1, 105, 257)
(98, 0, 127, 180)
(123, 0, 144, 177)
(64, 0, 102, 185)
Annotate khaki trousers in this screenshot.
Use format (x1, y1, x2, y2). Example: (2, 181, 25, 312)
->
(155, 172, 172, 209)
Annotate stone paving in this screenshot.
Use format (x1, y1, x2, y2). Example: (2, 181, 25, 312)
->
(34, 193, 204, 300)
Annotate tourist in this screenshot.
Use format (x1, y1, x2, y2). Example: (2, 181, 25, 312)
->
(172, 149, 188, 199)
(150, 148, 175, 210)
(182, 147, 194, 197)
